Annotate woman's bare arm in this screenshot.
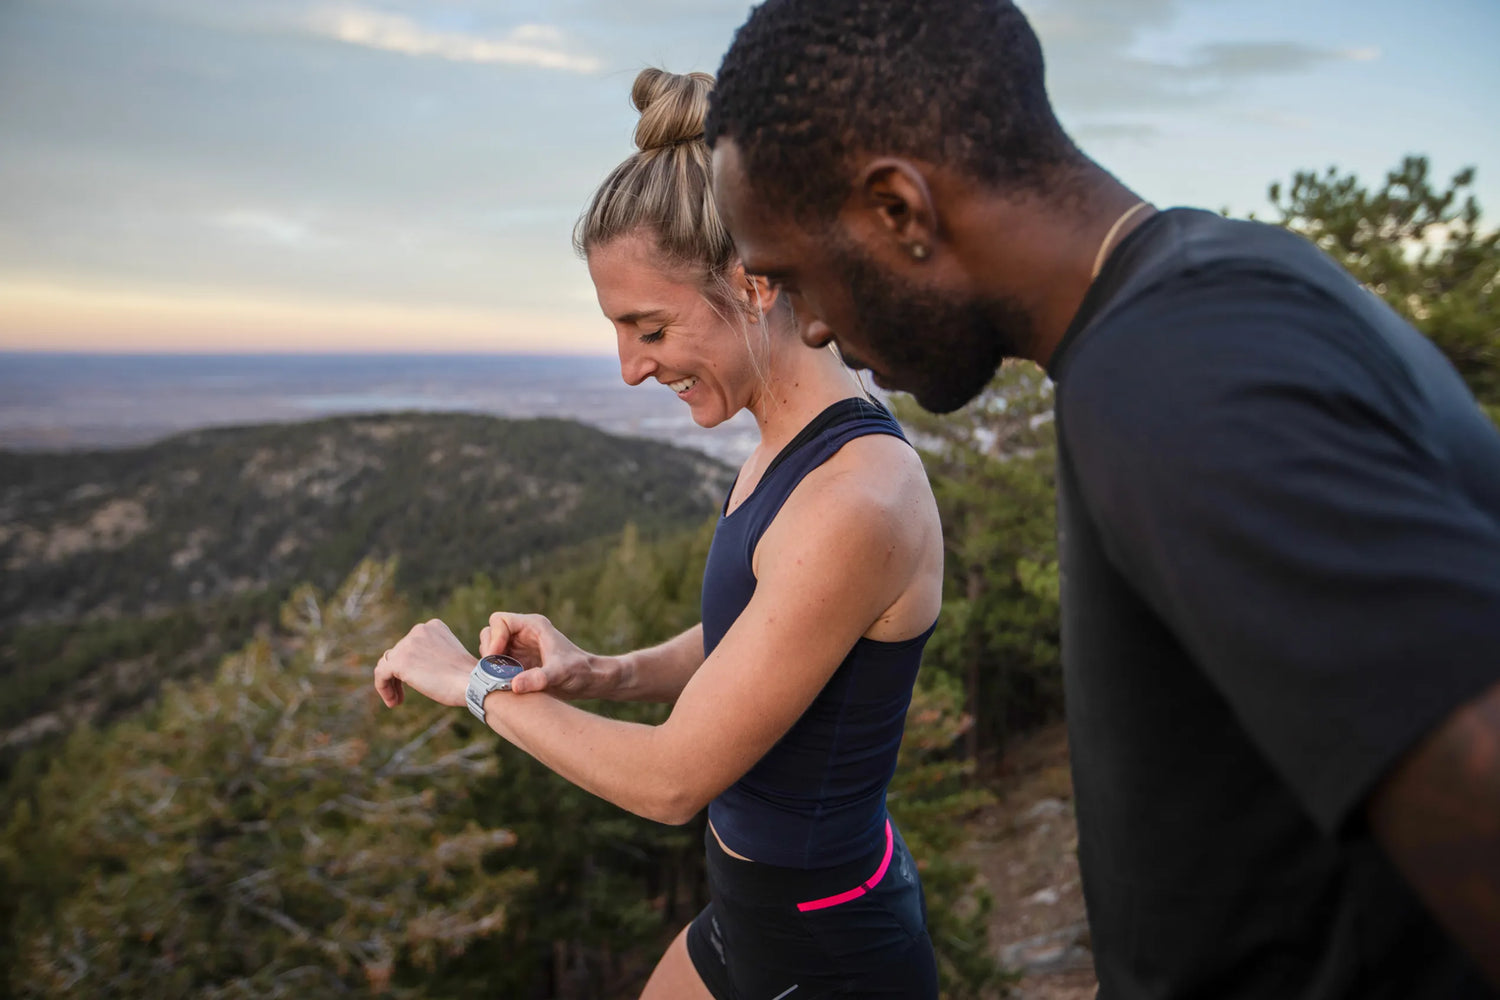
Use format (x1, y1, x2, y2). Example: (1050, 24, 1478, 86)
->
(478, 476, 918, 822)
(478, 619, 706, 703)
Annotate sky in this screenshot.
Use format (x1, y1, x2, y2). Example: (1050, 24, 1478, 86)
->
(1, 0, 1495, 355)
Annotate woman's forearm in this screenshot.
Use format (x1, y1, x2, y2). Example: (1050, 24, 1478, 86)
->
(482, 687, 702, 824)
(610, 624, 706, 703)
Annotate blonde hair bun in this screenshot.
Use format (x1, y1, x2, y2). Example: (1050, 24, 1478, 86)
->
(631, 68, 714, 152)
(576, 65, 733, 284)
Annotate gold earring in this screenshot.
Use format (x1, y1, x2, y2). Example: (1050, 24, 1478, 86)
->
(908, 243, 930, 260)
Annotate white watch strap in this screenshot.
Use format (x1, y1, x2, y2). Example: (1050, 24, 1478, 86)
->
(465, 663, 500, 722)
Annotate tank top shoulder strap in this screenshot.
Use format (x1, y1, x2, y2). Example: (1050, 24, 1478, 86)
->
(725, 397, 907, 560)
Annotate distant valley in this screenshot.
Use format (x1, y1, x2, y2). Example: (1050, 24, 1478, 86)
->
(0, 352, 761, 463)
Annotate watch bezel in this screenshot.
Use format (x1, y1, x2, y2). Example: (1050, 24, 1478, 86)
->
(466, 653, 525, 723)
(477, 653, 525, 687)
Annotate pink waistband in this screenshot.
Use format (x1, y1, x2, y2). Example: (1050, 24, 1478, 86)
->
(795, 819, 895, 912)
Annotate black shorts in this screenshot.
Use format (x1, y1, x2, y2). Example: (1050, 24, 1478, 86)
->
(685, 818, 939, 999)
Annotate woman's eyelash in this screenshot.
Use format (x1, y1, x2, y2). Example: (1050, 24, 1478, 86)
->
(641, 328, 665, 344)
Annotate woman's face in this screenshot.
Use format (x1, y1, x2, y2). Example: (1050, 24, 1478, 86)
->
(588, 233, 765, 429)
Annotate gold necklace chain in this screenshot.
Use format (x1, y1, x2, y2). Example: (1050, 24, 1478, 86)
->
(1091, 201, 1153, 280)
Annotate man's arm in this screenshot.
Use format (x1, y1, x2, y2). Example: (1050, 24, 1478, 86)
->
(1368, 679, 1500, 985)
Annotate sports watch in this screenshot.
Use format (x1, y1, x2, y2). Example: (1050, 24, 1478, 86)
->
(466, 654, 525, 723)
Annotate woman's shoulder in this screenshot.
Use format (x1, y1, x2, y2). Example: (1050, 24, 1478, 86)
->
(756, 423, 942, 640)
(781, 429, 935, 535)
(821, 426, 929, 488)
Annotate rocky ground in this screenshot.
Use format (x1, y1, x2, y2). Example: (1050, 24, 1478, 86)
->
(963, 723, 1097, 999)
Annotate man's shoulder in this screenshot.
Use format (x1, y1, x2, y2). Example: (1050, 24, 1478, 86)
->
(1107, 210, 1361, 318)
(1131, 208, 1328, 276)
(1052, 210, 1368, 387)
(1064, 208, 1424, 386)
(1061, 265, 1375, 408)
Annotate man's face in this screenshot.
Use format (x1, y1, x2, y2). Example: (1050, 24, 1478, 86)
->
(711, 139, 1028, 414)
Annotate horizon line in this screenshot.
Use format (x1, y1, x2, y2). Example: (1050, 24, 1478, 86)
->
(0, 347, 620, 358)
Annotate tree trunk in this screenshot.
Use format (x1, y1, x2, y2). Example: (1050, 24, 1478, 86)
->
(965, 565, 984, 766)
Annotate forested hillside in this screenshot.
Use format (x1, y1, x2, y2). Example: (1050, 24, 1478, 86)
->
(0, 412, 731, 626)
(0, 413, 732, 750)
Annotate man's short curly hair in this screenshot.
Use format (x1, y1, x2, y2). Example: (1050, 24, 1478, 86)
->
(708, 0, 1081, 221)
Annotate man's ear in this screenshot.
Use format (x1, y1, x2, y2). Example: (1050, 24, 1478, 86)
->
(849, 158, 939, 259)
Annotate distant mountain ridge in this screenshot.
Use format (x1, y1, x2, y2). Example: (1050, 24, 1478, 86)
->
(0, 412, 734, 627)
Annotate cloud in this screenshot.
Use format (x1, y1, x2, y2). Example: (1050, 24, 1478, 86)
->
(305, 6, 601, 73)
(1022, 2, 1383, 153)
(7, 0, 1470, 354)
(1032, 2, 1382, 120)
(1183, 41, 1381, 80)
(547, 0, 755, 28)
(0, 277, 608, 354)
(1027, 0, 1181, 43)
(210, 209, 324, 247)
(1232, 108, 1315, 131)
(1072, 121, 1160, 143)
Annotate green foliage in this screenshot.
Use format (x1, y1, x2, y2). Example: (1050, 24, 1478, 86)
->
(0, 589, 283, 736)
(896, 361, 1064, 756)
(3, 524, 1005, 998)
(891, 668, 1008, 998)
(1267, 155, 1499, 419)
(434, 525, 717, 998)
(4, 561, 530, 998)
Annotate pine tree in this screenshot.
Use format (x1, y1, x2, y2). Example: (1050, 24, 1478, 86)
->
(891, 668, 1010, 998)
(9, 560, 530, 998)
(894, 362, 1064, 757)
(1266, 155, 1499, 420)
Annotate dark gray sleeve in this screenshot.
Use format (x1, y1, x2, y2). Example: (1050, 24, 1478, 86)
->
(1059, 266, 1500, 835)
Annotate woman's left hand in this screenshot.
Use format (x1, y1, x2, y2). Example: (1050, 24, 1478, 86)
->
(374, 618, 475, 709)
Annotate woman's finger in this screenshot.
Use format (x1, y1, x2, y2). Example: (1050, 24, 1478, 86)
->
(511, 666, 550, 694)
(486, 611, 522, 655)
(373, 658, 403, 708)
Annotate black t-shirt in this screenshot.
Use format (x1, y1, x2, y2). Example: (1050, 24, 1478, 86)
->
(1047, 208, 1500, 999)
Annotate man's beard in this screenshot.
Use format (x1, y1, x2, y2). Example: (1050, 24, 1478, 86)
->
(834, 240, 1032, 414)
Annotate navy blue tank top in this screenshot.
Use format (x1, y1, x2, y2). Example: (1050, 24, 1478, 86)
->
(702, 398, 936, 869)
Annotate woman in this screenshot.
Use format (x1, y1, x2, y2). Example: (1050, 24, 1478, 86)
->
(373, 68, 944, 999)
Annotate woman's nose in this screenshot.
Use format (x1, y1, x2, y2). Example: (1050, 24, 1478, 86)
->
(618, 341, 654, 386)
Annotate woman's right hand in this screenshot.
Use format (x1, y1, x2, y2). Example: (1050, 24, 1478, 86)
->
(479, 612, 617, 699)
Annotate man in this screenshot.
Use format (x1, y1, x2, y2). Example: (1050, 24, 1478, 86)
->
(705, 1, 1500, 997)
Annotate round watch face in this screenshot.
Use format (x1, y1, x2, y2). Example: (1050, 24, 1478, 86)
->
(478, 654, 525, 687)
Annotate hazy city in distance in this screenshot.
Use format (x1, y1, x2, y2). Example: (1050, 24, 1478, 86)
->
(0, 352, 760, 466)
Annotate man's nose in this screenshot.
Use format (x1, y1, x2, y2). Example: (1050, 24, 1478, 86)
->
(799, 317, 834, 350)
